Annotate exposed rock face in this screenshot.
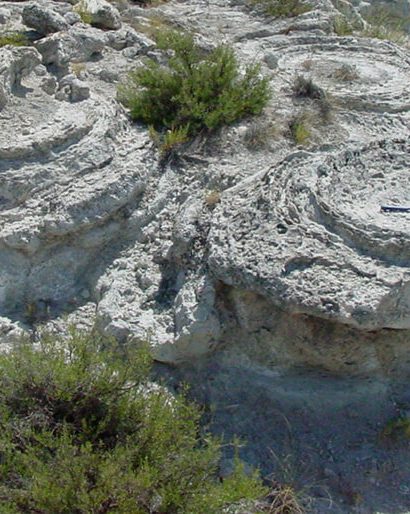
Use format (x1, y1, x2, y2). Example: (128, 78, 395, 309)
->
(209, 141, 410, 331)
(0, 0, 409, 378)
(2, 0, 410, 510)
(78, 0, 122, 30)
(22, 3, 69, 34)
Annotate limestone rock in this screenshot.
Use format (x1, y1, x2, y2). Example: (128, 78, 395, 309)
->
(208, 141, 410, 331)
(22, 3, 69, 35)
(76, 0, 121, 30)
(59, 74, 90, 102)
(0, 46, 42, 108)
(0, 8, 11, 25)
(35, 26, 106, 66)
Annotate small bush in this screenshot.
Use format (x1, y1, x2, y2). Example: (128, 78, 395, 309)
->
(289, 112, 311, 146)
(243, 120, 277, 150)
(332, 64, 359, 82)
(292, 75, 332, 121)
(292, 75, 324, 100)
(119, 30, 270, 142)
(0, 32, 29, 48)
(0, 330, 267, 513)
(381, 416, 410, 440)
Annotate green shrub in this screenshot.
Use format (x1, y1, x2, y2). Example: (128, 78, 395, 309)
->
(119, 30, 270, 142)
(0, 330, 267, 513)
(361, 8, 409, 44)
(289, 112, 311, 146)
(0, 32, 29, 48)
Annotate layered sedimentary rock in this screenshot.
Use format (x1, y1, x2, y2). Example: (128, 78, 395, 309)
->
(0, 0, 409, 377)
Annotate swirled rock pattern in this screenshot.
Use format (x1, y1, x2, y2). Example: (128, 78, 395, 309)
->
(2, 0, 410, 510)
(209, 140, 410, 330)
(0, 0, 409, 373)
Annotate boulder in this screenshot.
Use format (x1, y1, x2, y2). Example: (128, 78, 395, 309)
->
(76, 0, 121, 30)
(208, 141, 410, 331)
(22, 3, 69, 35)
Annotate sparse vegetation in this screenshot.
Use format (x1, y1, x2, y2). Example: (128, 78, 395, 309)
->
(333, 16, 353, 36)
(332, 63, 359, 82)
(70, 62, 87, 78)
(292, 75, 332, 121)
(0, 330, 268, 513)
(119, 30, 270, 149)
(0, 32, 29, 47)
(300, 58, 313, 71)
(122, 14, 175, 39)
(361, 8, 409, 44)
(243, 120, 278, 150)
(252, 0, 311, 18)
(205, 190, 221, 208)
(74, 0, 93, 25)
(381, 415, 410, 440)
(292, 75, 324, 101)
(289, 112, 311, 146)
(149, 124, 190, 155)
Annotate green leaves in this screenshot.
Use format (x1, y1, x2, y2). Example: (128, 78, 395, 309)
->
(119, 30, 270, 145)
(0, 330, 267, 513)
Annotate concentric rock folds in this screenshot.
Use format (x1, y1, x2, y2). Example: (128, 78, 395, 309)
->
(0, 0, 409, 376)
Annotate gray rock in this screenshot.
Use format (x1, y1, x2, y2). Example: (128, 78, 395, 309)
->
(0, 46, 42, 108)
(41, 76, 57, 95)
(59, 73, 90, 102)
(0, 8, 11, 25)
(76, 0, 121, 30)
(208, 141, 410, 331)
(22, 3, 69, 35)
(64, 11, 82, 25)
(35, 26, 105, 67)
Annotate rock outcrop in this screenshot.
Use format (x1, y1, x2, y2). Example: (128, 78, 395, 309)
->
(1, 0, 410, 510)
(0, 0, 409, 377)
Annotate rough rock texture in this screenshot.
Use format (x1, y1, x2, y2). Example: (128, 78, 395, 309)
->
(78, 0, 122, 30)
(22, 3, 69, 34)
(0, 0, 409, 372)
(1, 0, 410, 510)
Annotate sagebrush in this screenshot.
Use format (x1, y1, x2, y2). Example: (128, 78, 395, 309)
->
(119, 30, 270, 148)
(0, 330, 267, 513)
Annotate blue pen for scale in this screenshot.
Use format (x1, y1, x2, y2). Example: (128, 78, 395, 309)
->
(380, 205, 410, 213)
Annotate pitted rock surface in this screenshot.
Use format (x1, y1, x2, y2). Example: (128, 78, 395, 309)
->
(209, 141, 410, 330)
(0, 0, 409, 375)
(2, 0, 410, 511)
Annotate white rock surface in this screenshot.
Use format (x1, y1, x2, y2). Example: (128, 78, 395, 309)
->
(0, 0, 409, 376)
(22, 3, 69, 34)
(77, 0, 121, 30)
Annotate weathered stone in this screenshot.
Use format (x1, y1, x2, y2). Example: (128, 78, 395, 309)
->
(59, 74, 90, 102)
(76, 0, 121, 30)
(0, 8, 11, 25)
(0, 46, 42, 108)
(22, 3, 69, 35)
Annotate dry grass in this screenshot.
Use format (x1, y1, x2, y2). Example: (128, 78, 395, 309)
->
(332, 63, 359, 82)
(204, 190, 221, 208)
(289, 112, 311, 146)
(123, 14, 177, 38)
(70, 62, 86, 78)
(243, 120, 278, 150)
(267, 482, 305, 513)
